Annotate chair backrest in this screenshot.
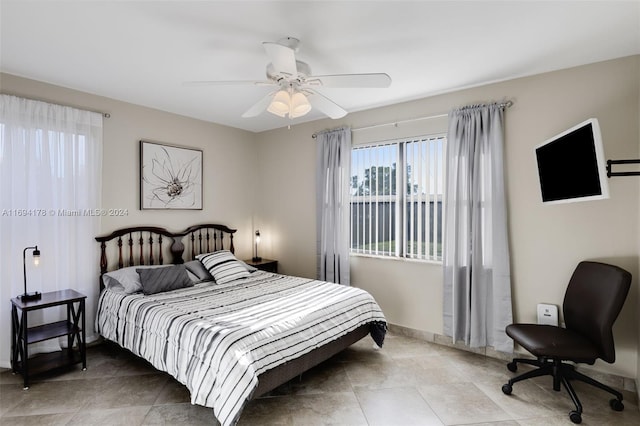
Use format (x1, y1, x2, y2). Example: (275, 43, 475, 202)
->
(563, 261, 631, 363)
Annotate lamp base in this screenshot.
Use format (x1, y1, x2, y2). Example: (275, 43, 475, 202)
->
(19, 291, 42, 302)
(252, 257, 262, 262)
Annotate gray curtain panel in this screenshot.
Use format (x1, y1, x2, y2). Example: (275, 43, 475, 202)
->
(316, 127, 351, 285)
(443, 103, 513, 352)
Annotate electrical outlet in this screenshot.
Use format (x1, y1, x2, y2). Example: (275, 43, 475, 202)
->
(537, 303, 558, 326)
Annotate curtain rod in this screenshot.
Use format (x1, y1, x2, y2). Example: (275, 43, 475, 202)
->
(54, 102, 111, 118)
(3, 93, 111, 118)
(42, 99, 111, 118)
(311, 100, 513, 138)
(352, 112, 448, 133)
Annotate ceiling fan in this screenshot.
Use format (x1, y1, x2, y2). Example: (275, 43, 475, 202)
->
(185, 37, 391, 120)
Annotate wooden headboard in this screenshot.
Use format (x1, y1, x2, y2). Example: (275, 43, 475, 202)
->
(178, 223, 236, 262)
(95, 223, 236, 286)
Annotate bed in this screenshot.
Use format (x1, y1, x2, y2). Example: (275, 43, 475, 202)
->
(94, 224, 386, 426)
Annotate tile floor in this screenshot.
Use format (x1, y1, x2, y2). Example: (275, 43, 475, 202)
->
(1, 333, 639, 425)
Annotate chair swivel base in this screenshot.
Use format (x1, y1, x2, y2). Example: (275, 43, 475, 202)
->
(501, 357, 624, 424)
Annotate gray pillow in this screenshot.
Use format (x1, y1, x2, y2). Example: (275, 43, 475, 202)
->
(184, 260, 214, 283)
(136, 264, 194, 295)
(103, 264, 172, 294)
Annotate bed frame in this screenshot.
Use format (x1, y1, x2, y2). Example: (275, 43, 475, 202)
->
(95, 223, 369, 398)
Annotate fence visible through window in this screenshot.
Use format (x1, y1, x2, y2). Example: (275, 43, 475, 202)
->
(350, 135, 445, 261)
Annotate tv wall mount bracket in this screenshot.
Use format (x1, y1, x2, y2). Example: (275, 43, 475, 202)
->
(606, 159, 640, 178)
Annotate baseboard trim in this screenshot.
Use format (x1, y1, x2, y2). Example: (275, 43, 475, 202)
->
(387, 323, 638, 401)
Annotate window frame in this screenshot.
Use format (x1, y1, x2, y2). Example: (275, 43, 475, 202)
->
(350, 133, 446, 262)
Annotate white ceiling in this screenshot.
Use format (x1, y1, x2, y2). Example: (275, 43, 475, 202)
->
(1, 1, 639, 133)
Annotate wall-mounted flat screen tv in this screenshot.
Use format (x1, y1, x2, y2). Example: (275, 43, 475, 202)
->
(535, 118, 609, 204)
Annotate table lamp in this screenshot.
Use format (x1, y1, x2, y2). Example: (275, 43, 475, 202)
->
(252, 230, 261, 262)
(21, 245, 42, 302)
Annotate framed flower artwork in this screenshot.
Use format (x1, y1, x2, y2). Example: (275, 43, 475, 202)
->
(140, 140, 203, 210)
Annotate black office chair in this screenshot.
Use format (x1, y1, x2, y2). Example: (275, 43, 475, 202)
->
(501, 261, 631, 424)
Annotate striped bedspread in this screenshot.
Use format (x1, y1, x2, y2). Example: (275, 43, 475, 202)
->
(95, 271, 386, 425)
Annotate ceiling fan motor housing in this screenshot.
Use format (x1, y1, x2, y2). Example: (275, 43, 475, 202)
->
(266, 61, 311, 86)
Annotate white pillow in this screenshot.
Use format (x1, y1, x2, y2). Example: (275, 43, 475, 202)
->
(196, 250, 251, 284)
(103, 264, 172, 294)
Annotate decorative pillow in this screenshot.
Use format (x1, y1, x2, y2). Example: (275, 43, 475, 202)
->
(184, 259, 214, 283)
(196, 250, 251, 284)
(136, 264, 194, 295)
(103, 264, 172, 294)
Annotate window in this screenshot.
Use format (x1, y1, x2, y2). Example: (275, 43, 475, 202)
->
(350, 135, 446, 261)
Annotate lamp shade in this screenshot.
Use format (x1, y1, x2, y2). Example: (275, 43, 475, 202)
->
(267, 90, 290, 117)
(33, 248, 40, 266)
(290, 91, 311, 118)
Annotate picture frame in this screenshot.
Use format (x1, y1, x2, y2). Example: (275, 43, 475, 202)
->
(140, 140, 203, 210)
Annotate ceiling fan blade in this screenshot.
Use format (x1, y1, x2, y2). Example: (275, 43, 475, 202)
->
(241, 92, 275, 118)
(308, 73, 392, 88)
(263, 42, 297, 76)
(307, 91, 347, 119)
(183, 80, 275, 87)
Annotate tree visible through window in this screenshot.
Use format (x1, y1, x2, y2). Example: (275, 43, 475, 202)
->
(350, 135, 445, 261)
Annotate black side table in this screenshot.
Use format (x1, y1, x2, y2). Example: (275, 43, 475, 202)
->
(10, 289, 87, 389)
(244, 258, 278, 273)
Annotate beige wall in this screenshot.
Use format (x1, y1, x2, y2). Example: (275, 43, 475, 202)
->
(257, 56, 640, 379)
(0, 73, 259, 258)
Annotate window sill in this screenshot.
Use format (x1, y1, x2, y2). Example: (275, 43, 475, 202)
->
(350, 252, 442, 266)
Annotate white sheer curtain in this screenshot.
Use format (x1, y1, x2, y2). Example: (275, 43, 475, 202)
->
(316, 127, 351, 285)
(442, 103, 513, 352)
(0, 95, 103, 367)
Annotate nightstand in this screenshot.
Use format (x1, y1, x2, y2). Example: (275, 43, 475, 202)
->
(244, 258, 278, 273)
(10, 289, 87, 389)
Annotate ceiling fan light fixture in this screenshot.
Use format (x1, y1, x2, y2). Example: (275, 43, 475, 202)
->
(289, 91, 311, 118)
(267, 90, 290, 117)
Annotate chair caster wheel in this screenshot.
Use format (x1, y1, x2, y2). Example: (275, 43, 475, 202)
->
(569, 411, 582, 424)
(609, 398, 624, 411)
(501, 383, 512, 395)
(507, 362, 517, 372)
